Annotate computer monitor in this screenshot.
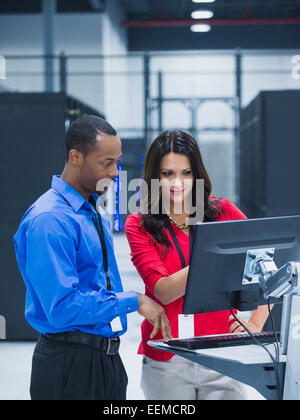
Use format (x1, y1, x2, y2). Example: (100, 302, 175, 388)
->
(183, 215, 300, 315)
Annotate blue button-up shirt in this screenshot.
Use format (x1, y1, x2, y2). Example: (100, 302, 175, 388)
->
(13, 175, 139, 337)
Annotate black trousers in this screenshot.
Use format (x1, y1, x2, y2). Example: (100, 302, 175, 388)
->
(30, 335, 128, 400)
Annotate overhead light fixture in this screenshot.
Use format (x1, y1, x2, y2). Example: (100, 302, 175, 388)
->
(191, 24, 212, 32)
(191, 10, 214, 19)
(192, 0, 216, 3)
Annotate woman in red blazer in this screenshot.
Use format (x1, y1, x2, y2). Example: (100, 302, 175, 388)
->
(125, 130, 271, 400)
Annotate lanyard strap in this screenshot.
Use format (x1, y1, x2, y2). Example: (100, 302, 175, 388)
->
(167, 222, 195, 270)
(89, 197, 112, 291)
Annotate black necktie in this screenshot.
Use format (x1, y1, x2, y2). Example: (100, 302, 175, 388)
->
(88, 197, 112, 291)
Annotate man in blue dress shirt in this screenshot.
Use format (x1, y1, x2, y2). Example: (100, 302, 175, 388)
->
(13, 115, 172, 400)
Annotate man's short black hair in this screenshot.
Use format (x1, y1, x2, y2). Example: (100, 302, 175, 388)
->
(65, 115, 117, 162)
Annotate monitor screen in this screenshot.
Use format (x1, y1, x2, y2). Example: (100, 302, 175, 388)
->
(183, 215, 300, 314)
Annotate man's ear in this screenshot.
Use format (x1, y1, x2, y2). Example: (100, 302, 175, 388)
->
(68, 149, 84, 167)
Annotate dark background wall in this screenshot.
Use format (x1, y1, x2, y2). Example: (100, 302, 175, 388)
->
(128, 25, 300, 51)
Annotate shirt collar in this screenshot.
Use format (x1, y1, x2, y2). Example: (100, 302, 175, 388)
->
(52, 175, 96, 213)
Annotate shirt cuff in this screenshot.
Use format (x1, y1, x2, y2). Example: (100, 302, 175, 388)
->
(116, 291, 139, 315)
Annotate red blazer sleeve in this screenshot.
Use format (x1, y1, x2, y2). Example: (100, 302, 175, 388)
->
(125, 214, 170, 294)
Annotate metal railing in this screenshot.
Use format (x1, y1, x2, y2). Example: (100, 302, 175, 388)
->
(1, 50, 299, 203)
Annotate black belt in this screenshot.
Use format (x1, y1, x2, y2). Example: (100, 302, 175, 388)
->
(42, 331, 120, 356)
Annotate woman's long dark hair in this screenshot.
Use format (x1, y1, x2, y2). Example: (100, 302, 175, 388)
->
(140, 130, 222, 250)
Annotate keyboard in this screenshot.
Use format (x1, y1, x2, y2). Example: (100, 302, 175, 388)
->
(166, 332, 279, 351)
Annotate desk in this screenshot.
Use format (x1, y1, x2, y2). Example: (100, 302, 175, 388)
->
(148, 341, 286, 400)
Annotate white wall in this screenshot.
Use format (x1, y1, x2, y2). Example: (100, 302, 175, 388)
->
(0, 0, 128, 55)
(0, 14, 103, 55)
(101, 0, 127, 55)
(242, 52, 300, 106)
(0, 15, 42, 55)
(100, 0, 131, 128)
(0, 1, 128, 113)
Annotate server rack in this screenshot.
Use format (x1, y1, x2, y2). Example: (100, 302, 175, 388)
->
(239, 90, 300, 219)
(239, 90, 300, 331)
(0, 92, 103, 340)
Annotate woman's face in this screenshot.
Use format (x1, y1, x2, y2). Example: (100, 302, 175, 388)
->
(160, 152, 194, 212)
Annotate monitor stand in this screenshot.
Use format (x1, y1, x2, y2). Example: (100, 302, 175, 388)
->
(149, 257, 300, 400)
(149, 340, 286, 400)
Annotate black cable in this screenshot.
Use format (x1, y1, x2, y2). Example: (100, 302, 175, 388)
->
(227, 306, 282, 400)
(267, 299, 280, 363)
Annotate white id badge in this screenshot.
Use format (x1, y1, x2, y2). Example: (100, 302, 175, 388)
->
(111, 317, 123, 332)
(178, 314, 194, 339)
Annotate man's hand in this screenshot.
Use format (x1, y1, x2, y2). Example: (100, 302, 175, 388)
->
(137, 293, 173, 340)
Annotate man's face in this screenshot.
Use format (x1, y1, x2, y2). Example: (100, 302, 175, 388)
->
(79, 134, 122, 195)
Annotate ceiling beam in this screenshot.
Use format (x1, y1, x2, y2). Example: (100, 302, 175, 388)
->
(122, 17, 300, 28)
